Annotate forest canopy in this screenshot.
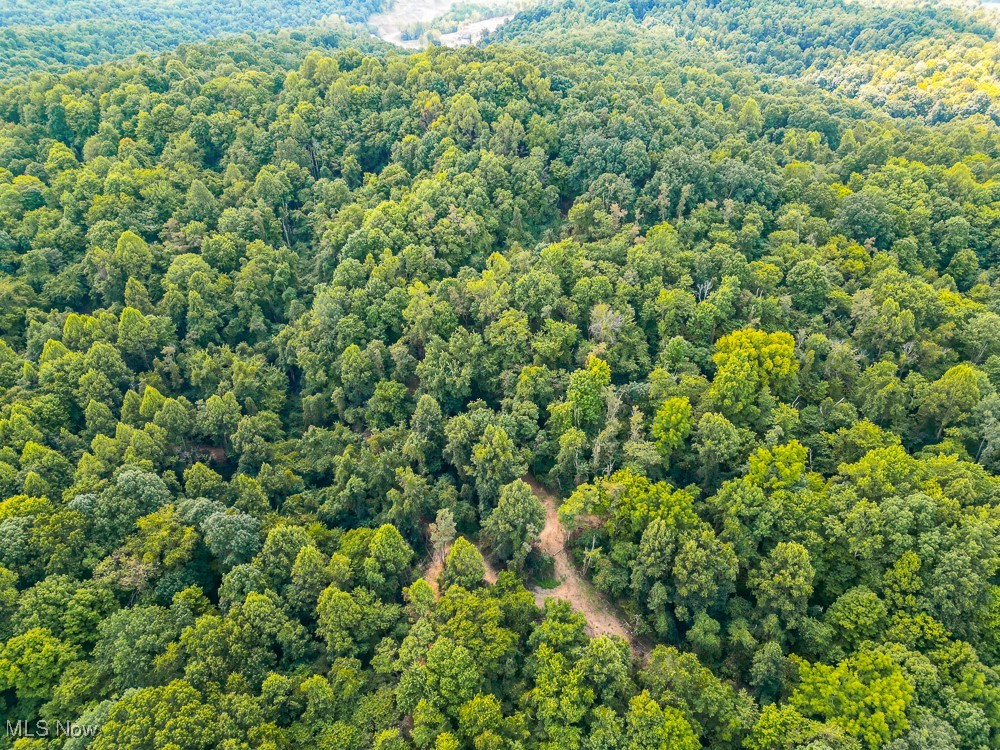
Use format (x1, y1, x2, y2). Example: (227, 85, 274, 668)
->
(0, 0, 999, 748)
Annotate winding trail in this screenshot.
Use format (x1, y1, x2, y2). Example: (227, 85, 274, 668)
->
(420, 478, 643, 656)
(523, 475, 646, 654)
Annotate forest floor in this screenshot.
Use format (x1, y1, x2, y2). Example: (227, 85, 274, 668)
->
(424, 554, 444, 597)
(523, 475, 646, 655)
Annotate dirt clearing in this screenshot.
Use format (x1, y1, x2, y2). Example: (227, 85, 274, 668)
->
(523, 475, 645, 653)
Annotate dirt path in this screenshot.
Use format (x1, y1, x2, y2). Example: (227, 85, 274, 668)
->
(482, 550, 499, 585)
(419, 484, 642, 655)
(523, 475, 645, 653)
(423, 554, 445, 597)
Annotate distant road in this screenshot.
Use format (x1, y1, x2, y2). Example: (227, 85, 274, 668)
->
(369, 0, 519, 49)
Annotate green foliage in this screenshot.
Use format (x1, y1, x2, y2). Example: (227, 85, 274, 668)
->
(791, 649, 915, 749)
(440, 537, 486, 591)
(0, 1, 997, 746)
(0, 2, 388, 80)
(651, 396, 692, 460)
(481, 479, 545, 570)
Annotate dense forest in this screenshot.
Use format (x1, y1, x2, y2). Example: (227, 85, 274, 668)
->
(498, 0, 1000, 123)
(0, 0, 384, 27)
(0, 0, 999, 748)
(0, 0, 390, 80)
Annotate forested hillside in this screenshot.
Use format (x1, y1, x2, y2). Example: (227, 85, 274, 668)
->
(0, 0, 385, 27)
(0, 0, 390, 80)
(498, 0, 1000, 123)
(0, 0, 999, 748)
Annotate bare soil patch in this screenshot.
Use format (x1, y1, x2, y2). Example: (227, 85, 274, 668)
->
(523, 475, 646, 654)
